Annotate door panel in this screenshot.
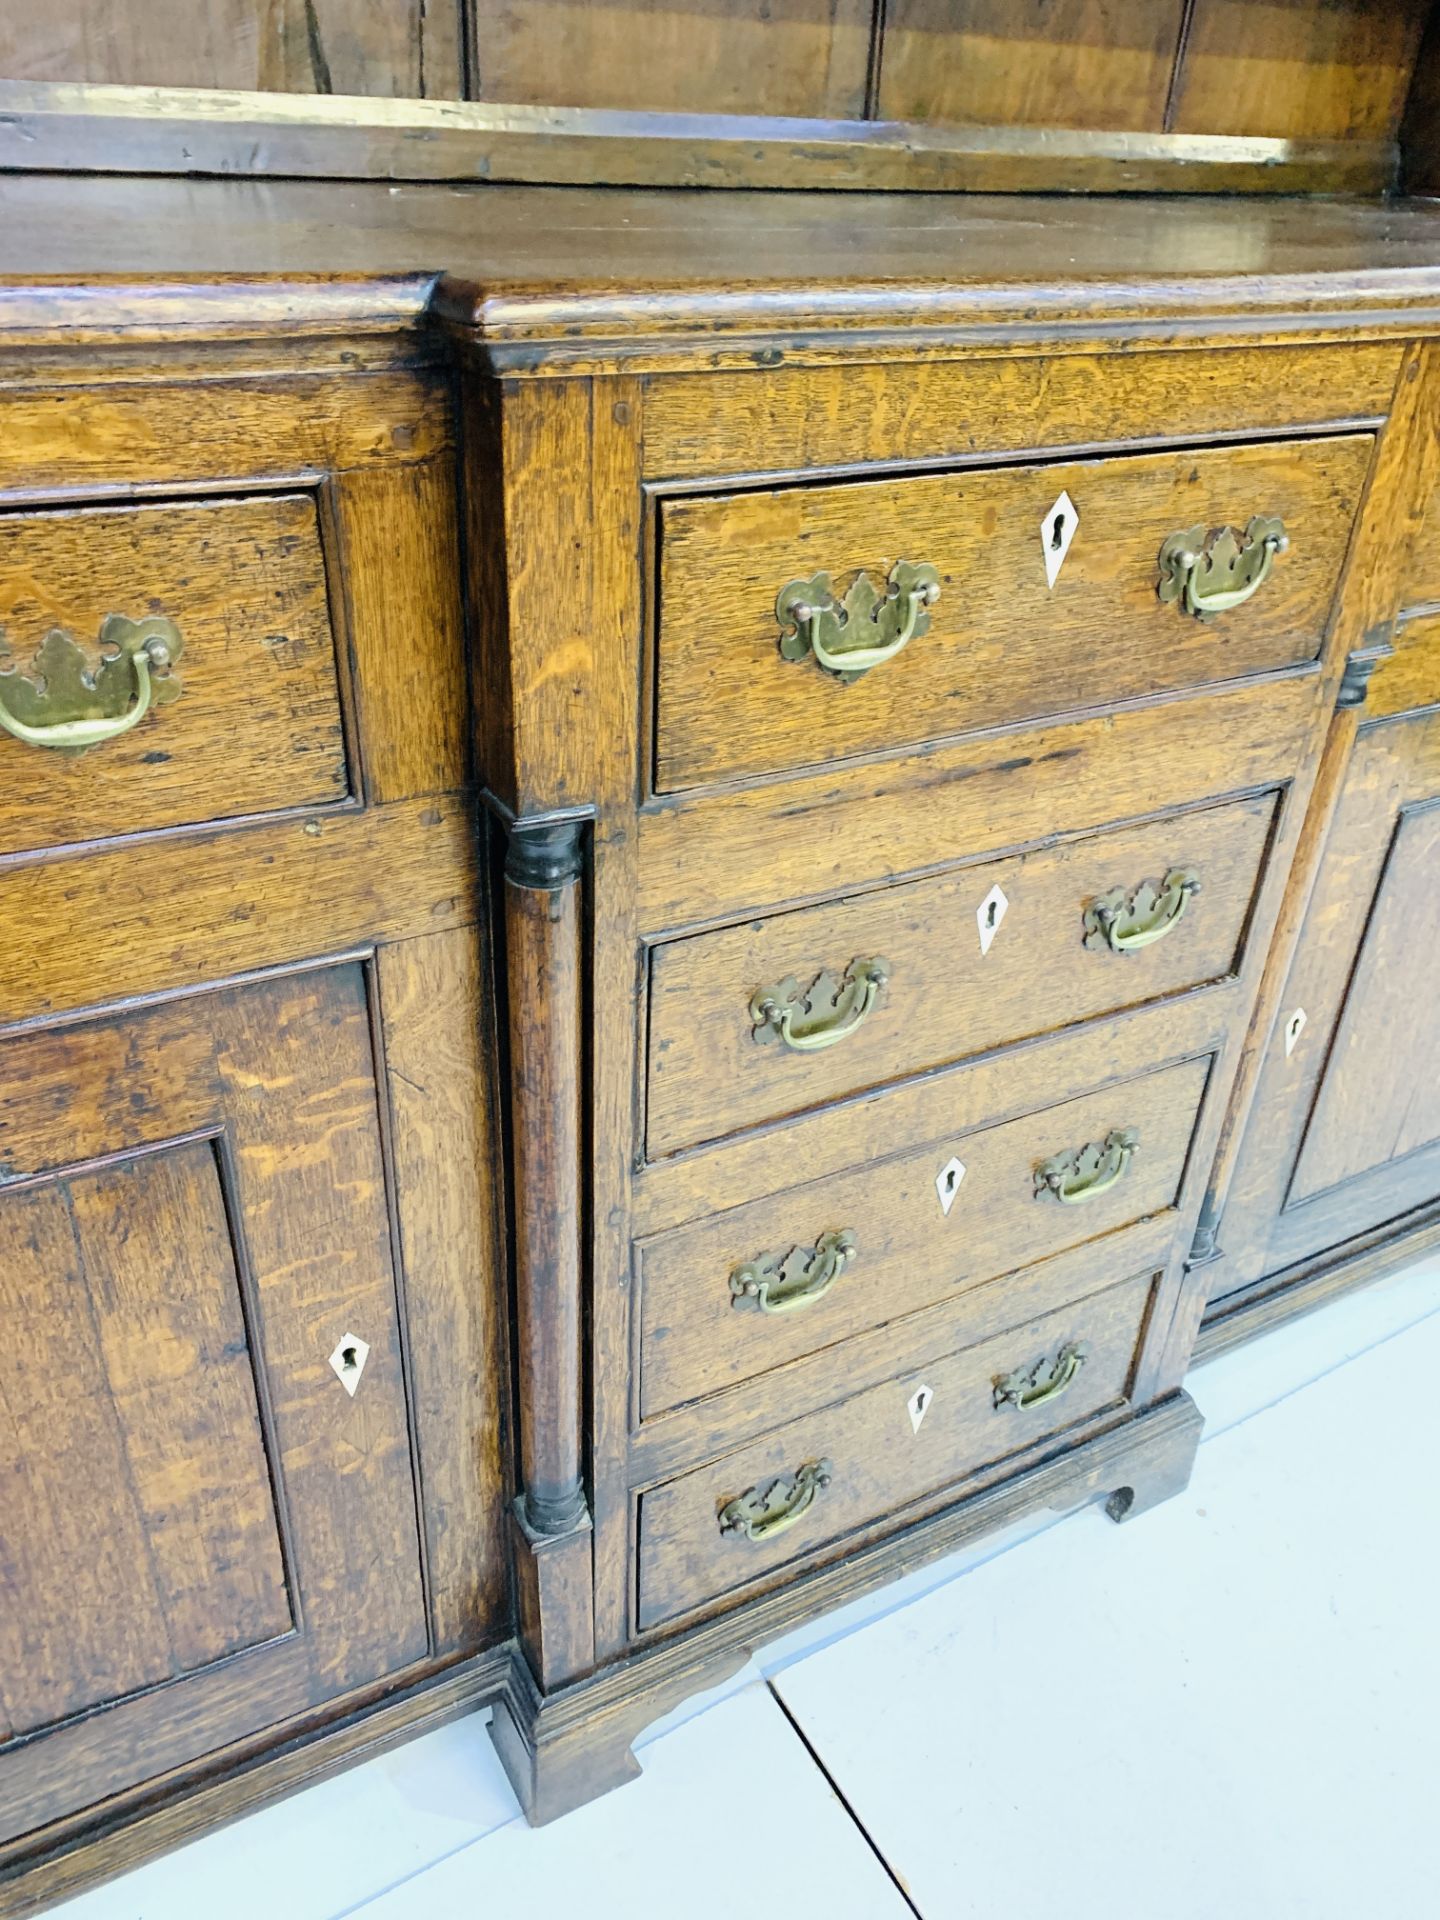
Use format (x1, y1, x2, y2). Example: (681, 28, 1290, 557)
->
(1208, 702, 1440, 1305)
(1289, 799, 1440, 1201)
(0, 1145, 290, 1739)
(0, 965, 429, 1845)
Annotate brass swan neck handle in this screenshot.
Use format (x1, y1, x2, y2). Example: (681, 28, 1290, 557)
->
(776, 560, 941, 682)
(0, 614, 184, 753)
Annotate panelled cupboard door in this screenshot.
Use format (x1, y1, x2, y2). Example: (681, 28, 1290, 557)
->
(0, 963, 429, 1847)
(1209, 696, 1440, 1305)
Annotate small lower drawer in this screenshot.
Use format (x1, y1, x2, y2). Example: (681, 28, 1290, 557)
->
(636, 1268, 1154, 1630)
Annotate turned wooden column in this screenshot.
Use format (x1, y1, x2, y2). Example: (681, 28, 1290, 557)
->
(501, 814, 595, 1686)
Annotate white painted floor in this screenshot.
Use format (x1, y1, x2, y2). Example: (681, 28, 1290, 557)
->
(54, 1257, 1440, 1920)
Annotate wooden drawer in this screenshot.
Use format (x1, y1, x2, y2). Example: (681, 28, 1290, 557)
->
(0, 493, 348, 857)
(638, 1052, 1209, 1420)
(654, 432, 1371, 791)
(647, 789, 1277, 1156)
(637, 1268, 1154, 1629)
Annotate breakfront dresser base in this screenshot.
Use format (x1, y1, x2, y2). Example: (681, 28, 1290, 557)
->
(490, 1392, 1203, 1826)
(7, 163, 1440, 1910)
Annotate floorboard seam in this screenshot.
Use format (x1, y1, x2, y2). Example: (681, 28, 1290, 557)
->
(764, 1678, 924, 1918)
(329, 1812, 526, 1920)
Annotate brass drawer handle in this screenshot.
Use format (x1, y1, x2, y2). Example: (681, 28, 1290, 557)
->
(718, 1459, 833, 1542)
(993, 1340, 1089, 1412)
(1034, 1127, 1139, 1205)
(729, 1228, 857, 1315)
(1157, 516, 1287, 620)
(0, 614, 183, 753)
(776, 561, 941, 683)
(751, 956, 890, 1052)
(1084, 867, 1200, 953)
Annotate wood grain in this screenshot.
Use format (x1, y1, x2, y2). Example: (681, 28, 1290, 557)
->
(64, 1146, 293, 1679)
(636, 671, 1316, 933)
(377, 931, 509, 1656)
(8, 117, 1440, 1885)
(501, 821, 597, 1690)
(641, 342, 1402, 486)
(0, 1183, 178, 1738)
(216, 967, 429, 1696)
(638, 1054, 1210, 1419)
(637, 1269, 1154, 1629)
(1186, 341, 1440, 1344)
(469, 0, 873, 119)
(0, 493, 347, 855)
(499, 1390, 1200, 1820)
(6, 176, 1440, 368)
(878, 1, 1185, 132)
(465, 378, 605, 813)
(0, 161, 1430, 303)
(1170, 0, 1431, 141)
(1, 1651, 511, 1919)
(1205, 705, 1440, 1307)
(1370, 609, 1440, 720)
(655, 434, 1372, 790)
(505, 844, 586, 1532)
(1197, 1199, 1440, 1363)
(1, 8, 1430, 165)
(0, 792, 477, 1027)
(1403, 489, 1440, 611)
(632, 1217, 1178, 1480)
(635, 982, 1233, 1237)
(0, 82, 1398, 198)
(1401, 0, 1440, 194)
(0, 0, 463, 97)
(328, 454, 469, 805)
(645, 791, 1276, 1155)
(1290, 794, 1440, 1200)
(0, 373, 450, 501)
(0, 966, 430, 1844)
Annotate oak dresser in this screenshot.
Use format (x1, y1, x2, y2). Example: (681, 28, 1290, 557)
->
(3, 170, 1440, 1909)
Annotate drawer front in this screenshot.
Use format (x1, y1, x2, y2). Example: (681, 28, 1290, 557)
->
(0, 493, 348, 857)
(647, 789, 1276, 1156)
(638, 1053, 1209, 1419)
(637, 1269, 1154, 1629)
(654, 432, 1371, 790)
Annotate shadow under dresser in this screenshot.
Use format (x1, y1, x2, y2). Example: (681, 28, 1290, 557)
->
(3, 173, 1440, 1909)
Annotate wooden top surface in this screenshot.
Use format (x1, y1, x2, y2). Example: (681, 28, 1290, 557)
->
(6, 173, 1440, 366)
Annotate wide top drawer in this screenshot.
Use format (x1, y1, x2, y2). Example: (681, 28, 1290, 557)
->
(0, 493, 348, 858)
(653, 432, 1371, 791)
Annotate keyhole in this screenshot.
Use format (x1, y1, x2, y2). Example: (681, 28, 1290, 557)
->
(1288, 1015, 1302, 1044)
(985, 899, 998, 929)
(340, 1345, 359, 1372)
(1051, 510, 1066, 551)
(944, 1168, 957, 1195)
(916, 1389, 930, 1415)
